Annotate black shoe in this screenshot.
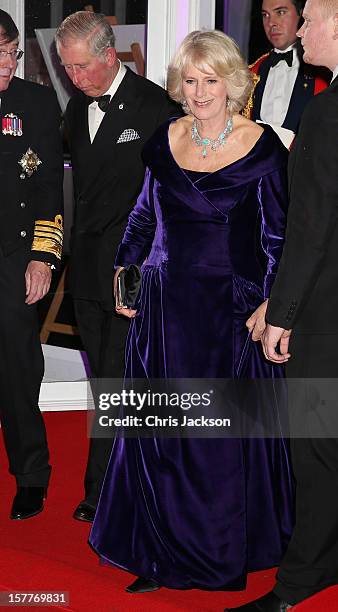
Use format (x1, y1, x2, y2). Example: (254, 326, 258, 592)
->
(10, 486, 46, 520)
(73, 501, 96, 523)
(125, 577, 161, 594)
(224, 591, 293, 611)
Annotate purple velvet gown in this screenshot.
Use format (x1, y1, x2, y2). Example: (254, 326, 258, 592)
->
(89, 121, 294, 590)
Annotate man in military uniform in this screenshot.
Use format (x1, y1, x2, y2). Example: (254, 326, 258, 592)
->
(0, 10, 63, 520)
(249, 0, 327, 132)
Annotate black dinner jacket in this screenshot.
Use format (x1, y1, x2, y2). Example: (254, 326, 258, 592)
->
(65, 67, 179, 305)
(267, 76, 338, 333)
(0, 77, 64, 265)
(252, 49, 321, 133)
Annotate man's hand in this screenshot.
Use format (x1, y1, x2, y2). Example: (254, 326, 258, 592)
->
(25, 261, 52, 305)
(246, 299, 268, 341)
(261, 324, 292, 363)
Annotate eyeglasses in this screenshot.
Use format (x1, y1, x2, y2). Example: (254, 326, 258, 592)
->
(0, 49, 24, 61)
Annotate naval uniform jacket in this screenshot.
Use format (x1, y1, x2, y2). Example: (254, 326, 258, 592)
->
(249, 51, 328, 133)
(0, 77, 64, 266)
(65, 67, 179, 307)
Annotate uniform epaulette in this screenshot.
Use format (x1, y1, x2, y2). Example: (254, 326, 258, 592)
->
(242, 73, 261, 119)
(249, 52, 270, 73)
(31, 214, 63, 260)
(242, 53, 271, 119)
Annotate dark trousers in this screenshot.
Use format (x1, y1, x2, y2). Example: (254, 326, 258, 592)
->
(0, 248, 50, 487)
(74, 298, 130, 506)
(274, 333, 338, 605)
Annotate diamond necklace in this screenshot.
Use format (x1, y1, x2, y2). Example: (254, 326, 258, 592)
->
(191, 117, 233, 159)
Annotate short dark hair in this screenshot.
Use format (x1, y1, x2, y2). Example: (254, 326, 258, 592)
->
(291, 0, 305, 15)
(0, 9, 19, 43)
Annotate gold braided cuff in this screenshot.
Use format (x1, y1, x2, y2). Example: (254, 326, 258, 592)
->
(31, 214, 63, 260)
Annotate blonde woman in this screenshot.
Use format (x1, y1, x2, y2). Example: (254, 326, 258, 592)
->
(90, 31, 294, 594)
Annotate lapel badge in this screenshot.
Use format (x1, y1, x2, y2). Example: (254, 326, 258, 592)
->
(18, 148, 42, 177)
(2, 113, 23, 136)
(118, 103, 124, 110)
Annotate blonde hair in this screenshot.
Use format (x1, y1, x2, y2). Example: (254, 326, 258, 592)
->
(318, 0, 338, 18)
(167, 30, 254, 114)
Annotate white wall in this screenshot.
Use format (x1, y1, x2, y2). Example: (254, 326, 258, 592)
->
(147, 0, 216, 87)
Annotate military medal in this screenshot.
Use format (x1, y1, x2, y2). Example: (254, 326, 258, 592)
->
(2, 113, 22, 136)
(18, 148, 42, 177)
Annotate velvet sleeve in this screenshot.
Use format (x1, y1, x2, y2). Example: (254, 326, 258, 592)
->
(115, 167, 156, 267)
(258, 167, 289, 299)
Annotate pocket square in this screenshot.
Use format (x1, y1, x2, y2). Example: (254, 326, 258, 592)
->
(116, 129, 140, 144)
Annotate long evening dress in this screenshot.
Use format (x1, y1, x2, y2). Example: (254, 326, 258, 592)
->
(89, 121, 294, 590)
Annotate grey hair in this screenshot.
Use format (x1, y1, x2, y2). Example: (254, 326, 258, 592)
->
(55, 11, 115, 56)
(167, 30, 254, 114)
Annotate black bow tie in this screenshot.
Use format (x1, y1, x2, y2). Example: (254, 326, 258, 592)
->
(270, 50, 293, 68)
(88, 94, 111, 112)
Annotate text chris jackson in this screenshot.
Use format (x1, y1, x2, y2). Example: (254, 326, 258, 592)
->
(98, 415, 231, 428)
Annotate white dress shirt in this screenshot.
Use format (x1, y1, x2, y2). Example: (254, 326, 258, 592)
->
(260, 44, 300, 127)
(332, 66, 338, 82)
(88, 60, 127, 143)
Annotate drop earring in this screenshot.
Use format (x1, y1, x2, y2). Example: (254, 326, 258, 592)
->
(182, 99, 190, 113)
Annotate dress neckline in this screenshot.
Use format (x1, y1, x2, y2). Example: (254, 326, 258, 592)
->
(167, 117, 268, 178)
(183, 168, 211, 183)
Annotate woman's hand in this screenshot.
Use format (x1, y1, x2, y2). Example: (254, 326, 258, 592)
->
(246, 299, 268, 341)
(114, 267, 137, 319)
(116, 306, 137, 318)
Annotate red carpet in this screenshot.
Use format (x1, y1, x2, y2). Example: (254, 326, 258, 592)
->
(0, 411, 337, 611)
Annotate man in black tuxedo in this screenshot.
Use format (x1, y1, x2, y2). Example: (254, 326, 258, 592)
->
(249, 0, 328, 133)
(0, 10, 64, 520)
(226, 0, 338, 610)
(56, 11, 178, 522)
